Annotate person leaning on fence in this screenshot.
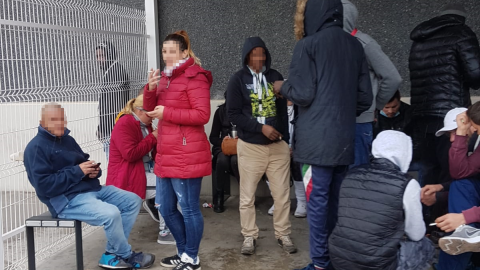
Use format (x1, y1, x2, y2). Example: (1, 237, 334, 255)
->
(143, 30, 212, 270)
(328, 130, 435, 270)
(106, 94, 176, 246)
(23, 103, 155, 269)
(96, 41, 130, 161)
(209, 91, 240, 213)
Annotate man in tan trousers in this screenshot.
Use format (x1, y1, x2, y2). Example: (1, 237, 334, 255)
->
(226, 36, 296, 255)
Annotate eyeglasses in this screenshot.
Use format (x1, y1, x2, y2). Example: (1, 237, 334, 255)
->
(135, 107, 148, 113)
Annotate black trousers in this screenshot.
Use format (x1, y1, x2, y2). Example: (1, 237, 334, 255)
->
(212, 153, 240, 198)
(411, 117, 451, 223)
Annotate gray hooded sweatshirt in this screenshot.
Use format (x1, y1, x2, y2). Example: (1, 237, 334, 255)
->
(342, 0, 402, 123)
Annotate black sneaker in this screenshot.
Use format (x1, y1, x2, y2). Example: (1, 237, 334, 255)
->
(160, 254, 182, 268)
(126, 251, 155, 269)
(143, 199, 160, 222)
(174, 262, 201, 270)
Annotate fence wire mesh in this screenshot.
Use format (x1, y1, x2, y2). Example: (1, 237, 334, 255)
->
(0, 0, 148, 269)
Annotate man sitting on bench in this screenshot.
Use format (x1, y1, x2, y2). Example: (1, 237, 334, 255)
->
(23, 103, 155, 269)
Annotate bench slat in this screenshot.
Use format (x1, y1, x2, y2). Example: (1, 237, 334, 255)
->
(26, 212, 78, 228)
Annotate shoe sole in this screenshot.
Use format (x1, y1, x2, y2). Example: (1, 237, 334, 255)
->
(136, 255, 155, 269)
(157, 239, 176, 245)
(159, 262, 178, 268)
(98, 264, 132, 270)
(143, 201, 160, 223)
(294, 213, 307, 218)
(278, 243, 298, 254)
(439, 237, 480, 255)
(241, 249, 255, 255)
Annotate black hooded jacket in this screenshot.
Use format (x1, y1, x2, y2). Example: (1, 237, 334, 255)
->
(96, 42, 130, 142)
(409, 14, 480, 119)
(280, 0, 372, 166)
(226, 37, 289, 145)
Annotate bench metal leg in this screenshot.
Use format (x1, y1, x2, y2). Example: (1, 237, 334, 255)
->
(26, 226, 35, 270)
(75, 221, 83, 270)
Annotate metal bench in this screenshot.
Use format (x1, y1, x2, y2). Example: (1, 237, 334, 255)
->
(25, 212, 83, 270)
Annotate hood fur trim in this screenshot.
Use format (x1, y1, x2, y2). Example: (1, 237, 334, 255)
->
(294, 0, 308, 40)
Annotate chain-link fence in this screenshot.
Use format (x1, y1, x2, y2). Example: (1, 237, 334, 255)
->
(0, 0, 148, 268)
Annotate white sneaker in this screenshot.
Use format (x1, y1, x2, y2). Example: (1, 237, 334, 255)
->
(294, 202, 307, 218)
(268, 205, 274, 216)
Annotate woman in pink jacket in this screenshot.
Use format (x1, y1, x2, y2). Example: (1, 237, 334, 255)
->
(144, 30, 212, 270)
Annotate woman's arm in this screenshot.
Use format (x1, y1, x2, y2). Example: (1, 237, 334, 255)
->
(143, 83, 158, 112)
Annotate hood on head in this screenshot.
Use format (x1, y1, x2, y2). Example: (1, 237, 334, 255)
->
(298, 0, 343, 39)
(410, 14, 465, 41)
(241, 37, 271, 72)
(96, 41, 117, 61)
(372, 130, 412, 173)
(341, 0, 358, 33)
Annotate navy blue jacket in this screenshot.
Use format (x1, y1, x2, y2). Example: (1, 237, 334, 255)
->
(24, 126, 102, 217)
(280, 0, 372, 166)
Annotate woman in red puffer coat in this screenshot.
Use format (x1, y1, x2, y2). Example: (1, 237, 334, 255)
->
(143, 30, 211, 270)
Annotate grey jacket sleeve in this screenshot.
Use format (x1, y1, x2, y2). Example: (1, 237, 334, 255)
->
(357, 54, 373, 116)
(364, 41, 402, 110)
(280, 40, 317, 107)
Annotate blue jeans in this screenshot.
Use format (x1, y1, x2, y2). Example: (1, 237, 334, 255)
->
(157, 177, 203, 260)
(57, 186, 142, 258)
(351, 122, 373, 168)
(307, 165, 348, 269)
(437, 179, 480, 270)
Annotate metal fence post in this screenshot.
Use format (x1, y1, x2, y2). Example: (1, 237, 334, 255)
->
(145, 0, 160, 71)
(0, 192, 4, 270)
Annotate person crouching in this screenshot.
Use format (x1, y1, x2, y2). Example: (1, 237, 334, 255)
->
(329, 130, 435, 270)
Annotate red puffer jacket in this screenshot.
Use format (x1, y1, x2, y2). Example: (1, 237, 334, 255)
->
(106, 114, 157, 198)
(143, 58, 212, 179)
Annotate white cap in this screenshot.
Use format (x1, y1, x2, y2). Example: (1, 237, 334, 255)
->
(435, 107, 468, 137)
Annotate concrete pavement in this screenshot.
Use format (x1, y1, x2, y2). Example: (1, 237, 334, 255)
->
(38, 196, 311, 270)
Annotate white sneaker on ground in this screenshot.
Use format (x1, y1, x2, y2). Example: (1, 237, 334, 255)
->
(294, 202, 307, 218)
(268, 205, 274, 216)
